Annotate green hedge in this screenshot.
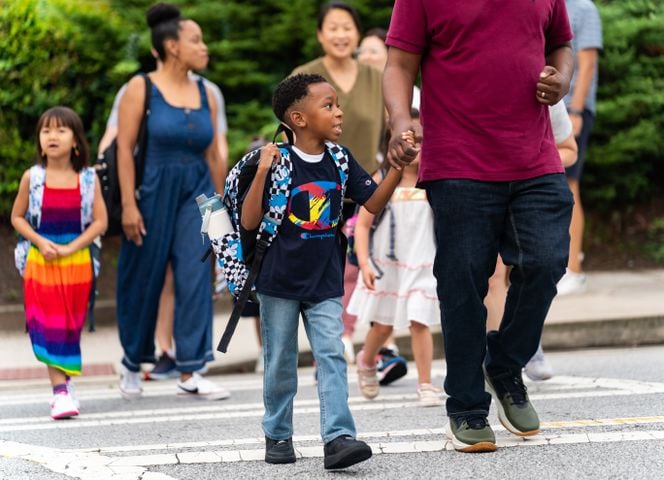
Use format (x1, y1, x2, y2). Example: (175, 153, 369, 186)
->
(0, 0, 662, 218)
(585, 0, 664, 206)
(0, 0, 128, 215)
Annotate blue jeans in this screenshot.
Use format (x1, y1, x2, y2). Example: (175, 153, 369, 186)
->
(425, 174, 573, 418)
(257, 294, 356, 443)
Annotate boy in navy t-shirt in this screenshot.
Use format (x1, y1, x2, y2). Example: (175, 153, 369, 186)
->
(242, 73, 404, 470)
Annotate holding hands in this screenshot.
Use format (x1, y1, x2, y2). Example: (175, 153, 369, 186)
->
(387, 119, 422, 171)
(536, 66, 569, 106)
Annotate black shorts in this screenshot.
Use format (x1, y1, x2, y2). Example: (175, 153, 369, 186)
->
(565, 109, 595, 181)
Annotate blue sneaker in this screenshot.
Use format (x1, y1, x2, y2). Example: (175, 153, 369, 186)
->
(377, 348, 408, 386)
(146, 353, 178, 381)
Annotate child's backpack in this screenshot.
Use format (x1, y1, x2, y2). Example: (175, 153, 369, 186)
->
(208, 140, 350, 352)
(14, 165, 101, 330)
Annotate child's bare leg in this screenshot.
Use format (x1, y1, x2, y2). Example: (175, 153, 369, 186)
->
(47, 365, 68, 388)
(409, 321, 433, 385)
(361, 323, 394, 366)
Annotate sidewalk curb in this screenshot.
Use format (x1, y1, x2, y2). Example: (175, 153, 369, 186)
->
(204, 314, 664, 376)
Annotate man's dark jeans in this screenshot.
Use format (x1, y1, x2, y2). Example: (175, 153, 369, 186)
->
(425, 174, 573, 418)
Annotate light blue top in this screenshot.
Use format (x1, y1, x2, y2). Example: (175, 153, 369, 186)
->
(564, 0, 603, 114)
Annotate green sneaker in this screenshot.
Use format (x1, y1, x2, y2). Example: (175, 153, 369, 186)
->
(484, 368, 540, 436)
(446, 416, 497, 453)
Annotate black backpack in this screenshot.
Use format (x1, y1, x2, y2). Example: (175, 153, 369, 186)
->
(95, 74, 152, 235)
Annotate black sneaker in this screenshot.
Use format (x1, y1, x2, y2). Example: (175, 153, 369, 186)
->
(484, 367, 540, 436)
(324, 435, 372, 470)
(377, 348, 408, 386)
(265, 437, 296, 464)
(146, 353, 178, 381)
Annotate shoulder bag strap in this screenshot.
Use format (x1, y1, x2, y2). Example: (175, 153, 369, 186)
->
(134, 74, 152, 199)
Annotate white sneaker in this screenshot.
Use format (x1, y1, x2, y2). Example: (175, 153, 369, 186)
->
(342, 335, 356, 365)
(177, 373, 230, 400)
(417, 383, 442, 407)
(119, 364, 143, 400)
(556, 269, 586, 296)
(66, 379, 80, 409)
(50, 392, 79, 420)
(524, 344, 554, 381)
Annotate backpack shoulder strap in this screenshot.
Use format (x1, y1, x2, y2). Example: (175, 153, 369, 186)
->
(80, 167, 96, 228)
(258, 144, 293, 240)
(324, 141, 350, 220)
(28, 165, 46, 229)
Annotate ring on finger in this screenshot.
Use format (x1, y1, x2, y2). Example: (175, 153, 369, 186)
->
(540, 91, 546, 99)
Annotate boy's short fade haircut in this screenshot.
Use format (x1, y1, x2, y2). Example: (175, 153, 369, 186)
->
(272, 73, 328, 124)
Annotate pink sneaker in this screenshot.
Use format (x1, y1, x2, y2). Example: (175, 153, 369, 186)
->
(356, 350, 379, 400)
(50, 392, 79, 420)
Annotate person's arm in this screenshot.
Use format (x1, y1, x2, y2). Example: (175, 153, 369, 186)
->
(362, 166, 402, 214)
(97, 125, 117, 157)
(383, 47, 422, 169)
(536, 43, 574, 106)
(116, 75, 147, 245)
(11, 171, 59, 260)
(241, 144, 281, 230)
(556, 133, 578, 168)
(354, 205, 377, 290)
(568, 49, 598, 136)
(204, 87, 227, 192)
(56, 176, 109, 257)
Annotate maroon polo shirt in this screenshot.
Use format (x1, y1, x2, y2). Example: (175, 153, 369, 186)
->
(386, 0, 573, 183)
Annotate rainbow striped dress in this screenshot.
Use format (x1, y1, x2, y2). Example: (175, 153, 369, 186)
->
(23, 181, 93, 376)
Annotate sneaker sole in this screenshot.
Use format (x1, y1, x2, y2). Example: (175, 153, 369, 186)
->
(324, 446, 372, 470)
(119, 387, 142, 400)
(485, 379, 540, 437)
(176, 390, 230, 401)
(379, 361, 407, 386)
(52, 410, 79, 420)
(265, 452, 296, 464)
(445, 423, 496, 453)
(418, 397, 442, 408)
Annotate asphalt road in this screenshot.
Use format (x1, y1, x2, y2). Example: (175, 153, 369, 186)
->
(1, 345, 664, 479)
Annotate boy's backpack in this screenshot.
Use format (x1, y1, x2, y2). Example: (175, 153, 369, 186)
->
(94, 74, 152, 236)
(208, 141, 350, 353)
(14, 165, 101, 330)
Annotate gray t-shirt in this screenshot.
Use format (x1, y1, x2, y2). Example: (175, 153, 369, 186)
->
(564, 0, 603, 114)
(106, 73, 228, 134)
(549, 101, 572, 144)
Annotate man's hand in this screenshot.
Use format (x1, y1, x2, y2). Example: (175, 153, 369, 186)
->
(387, 121, 422, 170)
(122, 204, 146, 246)
(536, 66, 569, 105)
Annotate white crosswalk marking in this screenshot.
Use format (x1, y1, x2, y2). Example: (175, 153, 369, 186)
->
(1, 370, 664, 479)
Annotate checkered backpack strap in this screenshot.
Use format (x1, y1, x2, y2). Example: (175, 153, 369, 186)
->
(325, 141, 350, 215)
(14, 166, 45, 276)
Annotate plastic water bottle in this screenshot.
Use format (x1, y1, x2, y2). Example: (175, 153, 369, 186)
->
(196, 193, 233, 240)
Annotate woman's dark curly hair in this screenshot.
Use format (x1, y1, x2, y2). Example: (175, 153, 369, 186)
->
(146, 3, 185, 61)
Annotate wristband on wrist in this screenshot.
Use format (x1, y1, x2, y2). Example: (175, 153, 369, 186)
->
(567, 107, 584, 117)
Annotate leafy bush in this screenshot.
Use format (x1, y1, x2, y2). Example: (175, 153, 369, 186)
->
(0, 0, 128, 215)
(585, 0, 664, 207)
(1, 0, 662, 218)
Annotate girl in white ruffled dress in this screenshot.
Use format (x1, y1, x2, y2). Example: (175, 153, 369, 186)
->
(348, 129, 441, 407)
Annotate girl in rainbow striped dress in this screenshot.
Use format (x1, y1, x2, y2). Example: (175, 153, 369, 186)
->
(11, 107, 107, 419)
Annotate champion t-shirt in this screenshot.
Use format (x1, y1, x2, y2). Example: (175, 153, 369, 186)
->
(255, 146, 377, 302)
(386, 0, 573, 183)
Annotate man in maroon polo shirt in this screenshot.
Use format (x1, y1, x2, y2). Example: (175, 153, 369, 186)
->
(383, 0, 574, 452)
